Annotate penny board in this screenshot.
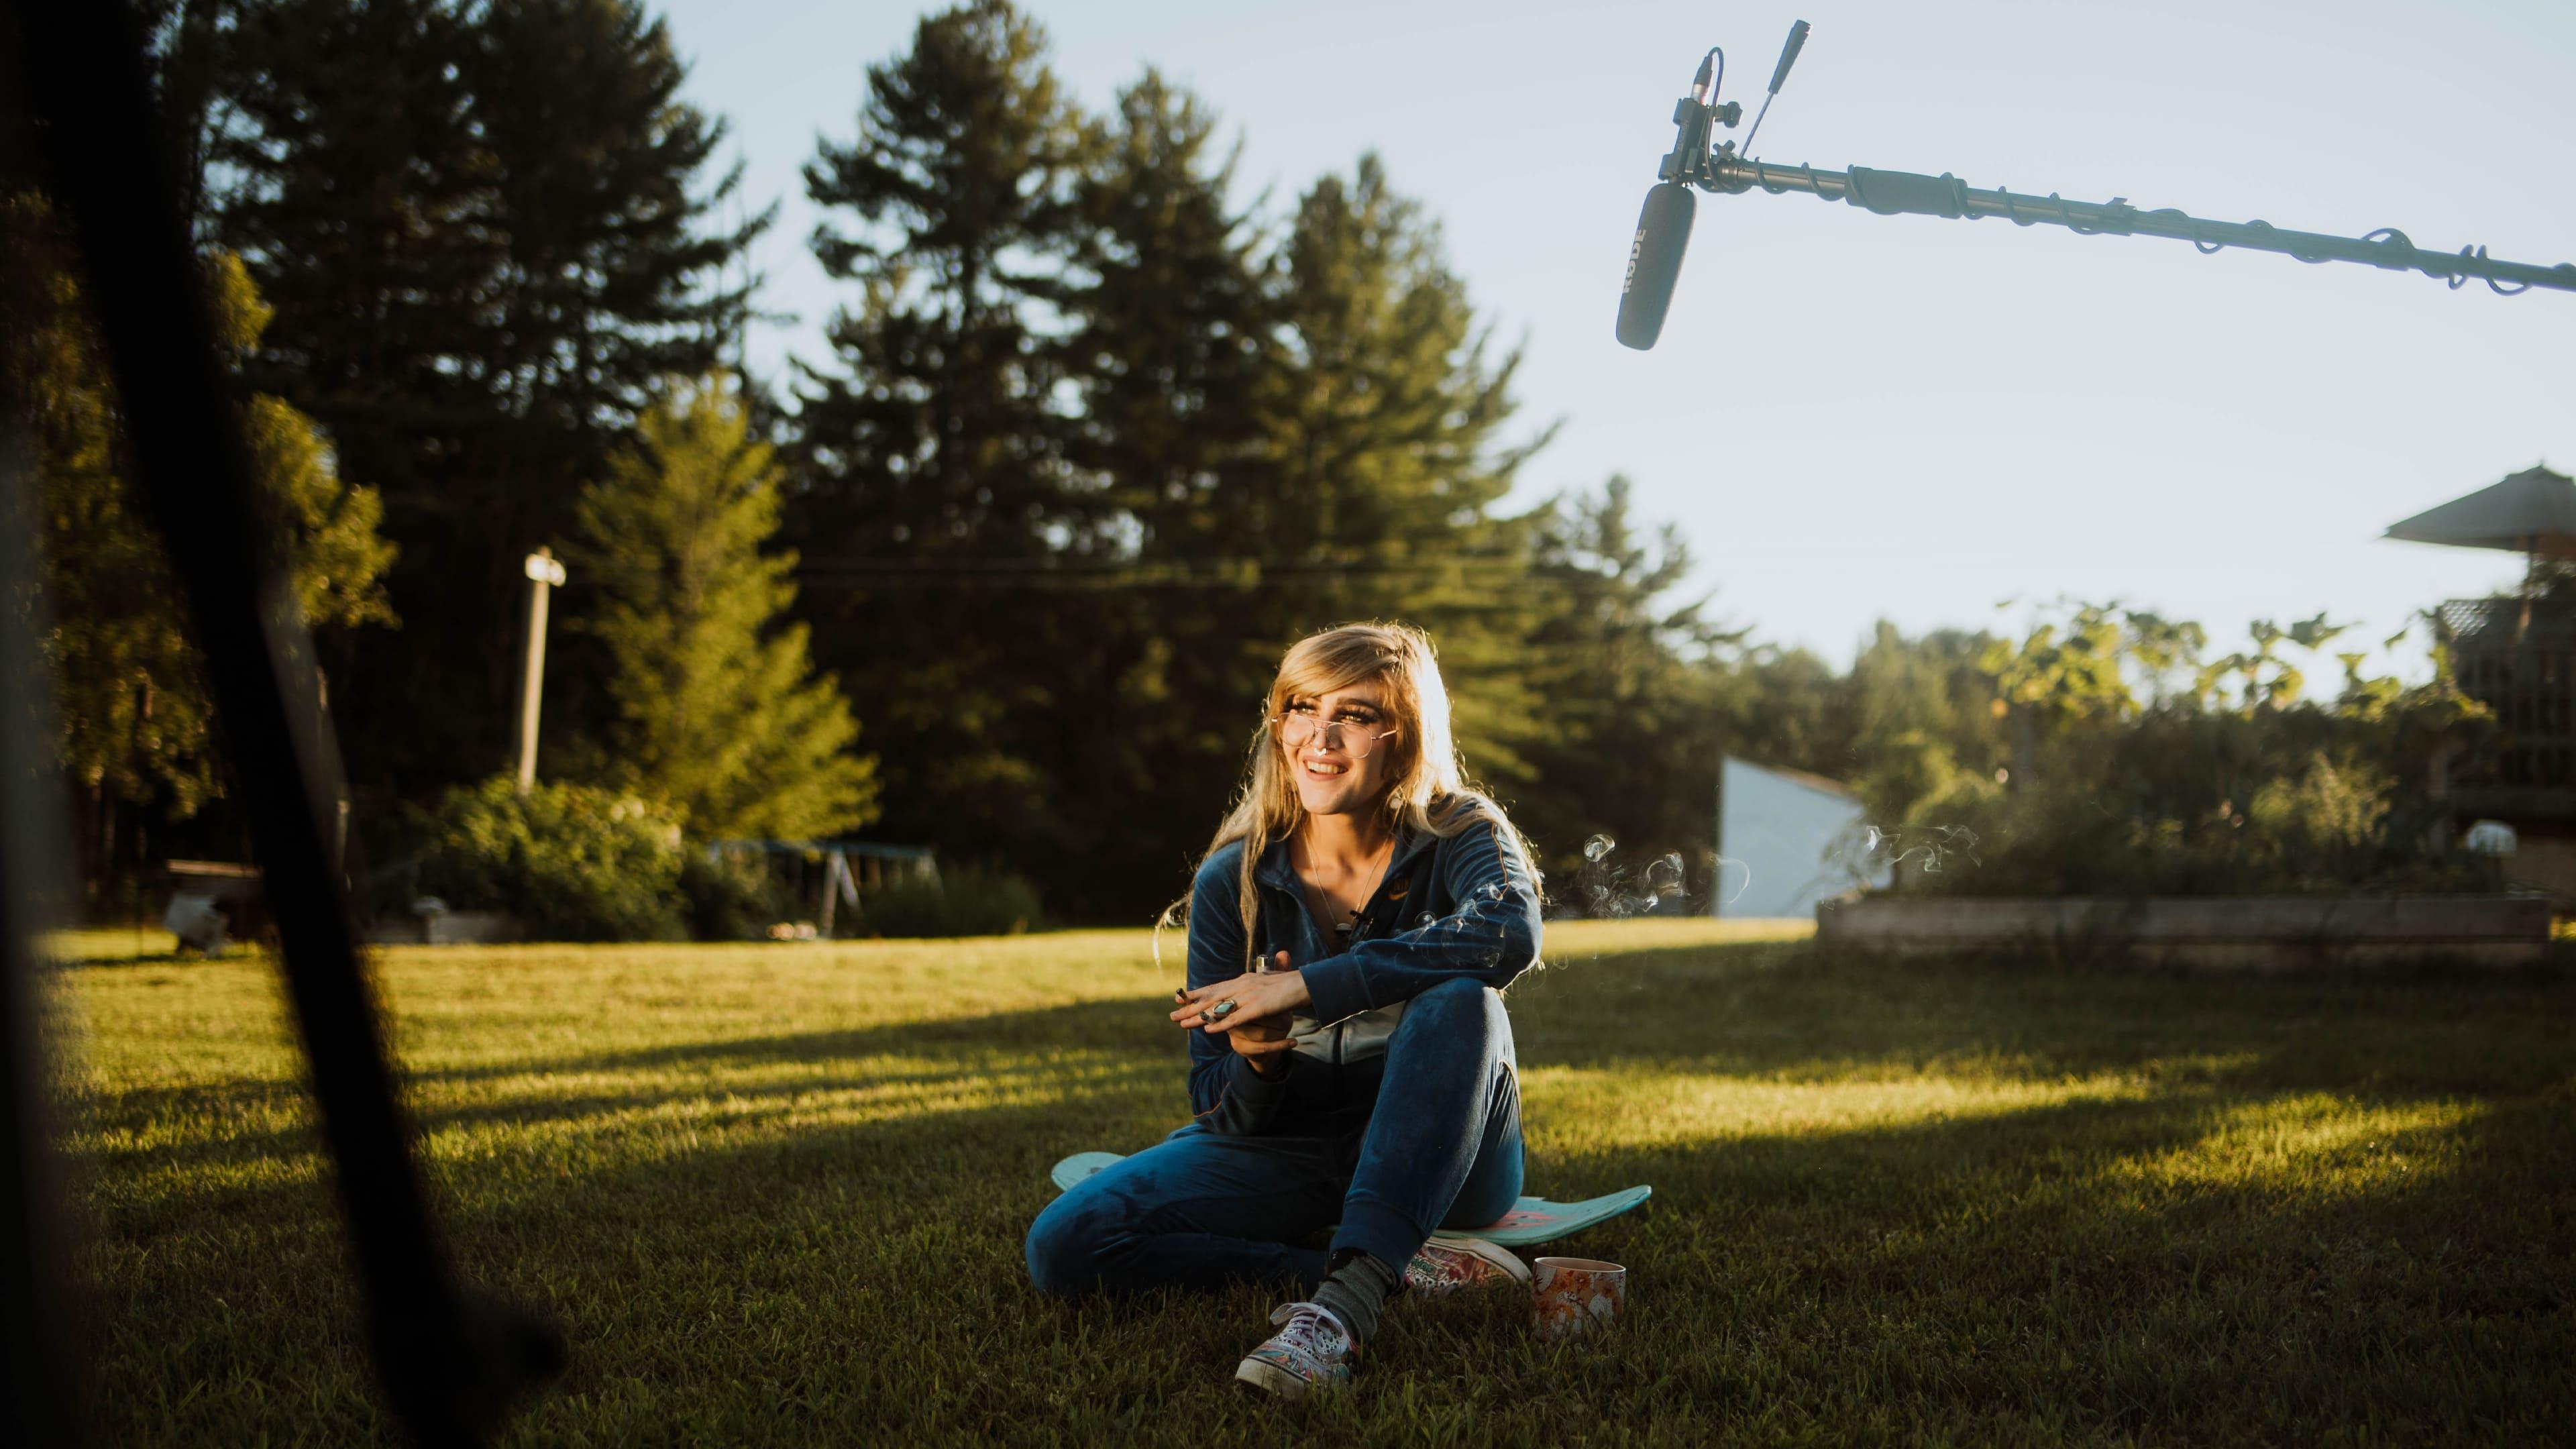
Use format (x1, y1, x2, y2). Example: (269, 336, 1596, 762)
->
(1046, 1151, 1650, 1248)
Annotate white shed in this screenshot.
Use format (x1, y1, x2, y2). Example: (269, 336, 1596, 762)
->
(1715, 756, 1885, 919)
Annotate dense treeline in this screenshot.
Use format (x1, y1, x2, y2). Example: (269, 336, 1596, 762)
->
(181, 0, 766, 799)
(768, 0, 1874, 915)
(8, 0, 2485, 929)
(1, 197, 397, 890)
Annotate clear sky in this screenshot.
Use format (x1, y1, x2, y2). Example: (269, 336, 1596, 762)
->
(653, 0, 2575, 672)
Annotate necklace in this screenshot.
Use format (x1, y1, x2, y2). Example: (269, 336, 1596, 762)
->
(1292, 832, 1395, 937)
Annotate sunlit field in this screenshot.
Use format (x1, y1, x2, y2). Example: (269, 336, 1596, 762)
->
(44, 920, 2576, 1445)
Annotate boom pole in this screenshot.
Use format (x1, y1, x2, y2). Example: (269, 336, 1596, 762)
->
(1705, 156, 2576, 295)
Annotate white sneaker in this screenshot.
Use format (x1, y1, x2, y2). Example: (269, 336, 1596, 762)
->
(1234, 1301, 1356, 1399)
(1405, 1235, 1529, 1295)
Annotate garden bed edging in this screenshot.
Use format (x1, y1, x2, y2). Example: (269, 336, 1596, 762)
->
(1814, 895, 2550, 969)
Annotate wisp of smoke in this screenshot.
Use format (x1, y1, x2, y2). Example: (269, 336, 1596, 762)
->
(1714, 855, 1754, 908)
(1399, 877, 1523, 969)
(1821, 820, 1982, 892)
(1574, 835, 1697, 918)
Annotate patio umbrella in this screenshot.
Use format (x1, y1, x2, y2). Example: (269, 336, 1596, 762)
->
(2384, 464, 2576, 558)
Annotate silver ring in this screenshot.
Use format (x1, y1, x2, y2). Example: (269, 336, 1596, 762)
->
(1206, 999, 1239, 1020)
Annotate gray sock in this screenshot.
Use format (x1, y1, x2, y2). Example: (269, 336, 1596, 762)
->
(1310, 1250, 1403, 1346)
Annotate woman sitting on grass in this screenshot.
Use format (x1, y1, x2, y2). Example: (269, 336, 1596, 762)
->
(1024, 622, 1544, 1398)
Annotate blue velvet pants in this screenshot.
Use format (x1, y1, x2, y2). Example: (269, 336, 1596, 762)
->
(1024, 977, 1523, 1297)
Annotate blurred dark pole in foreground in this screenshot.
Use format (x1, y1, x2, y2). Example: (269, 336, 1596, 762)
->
(0, 437, 88, 1447)
(0, 2, 561, 1444)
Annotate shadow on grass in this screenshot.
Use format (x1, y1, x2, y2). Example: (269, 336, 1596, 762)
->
(73, 996, 1191, 1203)
(473, 1032, 2572, 1442)
(1510, 1081, 2574, 1441)
(69, 940, 2576, 1444)
(1509, 941, 2576, 1100)
(76, 941, 2576, 1208)
(48, 951, 212, 969)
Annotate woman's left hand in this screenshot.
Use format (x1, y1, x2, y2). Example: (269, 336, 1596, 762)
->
(1170, 960, 1311, 1034)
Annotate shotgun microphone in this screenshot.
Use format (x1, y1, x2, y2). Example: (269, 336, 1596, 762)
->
(1615, 21, 1811, 351)
(1615, 46, 1725, 351)
(1615, 182, 1695, 350)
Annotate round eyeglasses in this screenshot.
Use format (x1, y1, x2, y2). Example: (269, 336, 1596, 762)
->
(1275, 706, 1399, 759)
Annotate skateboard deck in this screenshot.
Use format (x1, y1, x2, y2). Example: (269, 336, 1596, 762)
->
(1046, 1151, 1650, 1248)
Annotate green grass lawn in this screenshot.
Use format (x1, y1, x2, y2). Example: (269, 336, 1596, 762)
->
(44, 920, 2576, 1446)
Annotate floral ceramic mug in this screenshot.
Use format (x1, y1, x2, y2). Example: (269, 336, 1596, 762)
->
(1529, 1256, 1625, 1341)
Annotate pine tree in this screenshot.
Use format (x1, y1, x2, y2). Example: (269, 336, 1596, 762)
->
(788, 0, 1097, 867)
(1248, 154, 1554, 812)
(1048, 71, 1281, 903)
(572, 378, 876, 843)
(1075, 144, 1558, 840)
(0, 197, 395, 885)
(1114, 147, 1559, 905)
(792, 9, 1549, 916)
(199, 0, 763, 796)
(1512, 477, 1738, 881)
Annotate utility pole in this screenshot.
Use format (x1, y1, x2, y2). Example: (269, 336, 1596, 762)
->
(515, 547, 567, 795)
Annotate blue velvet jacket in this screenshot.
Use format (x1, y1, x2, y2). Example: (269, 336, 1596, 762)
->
(1183, 810, 1542, 1135)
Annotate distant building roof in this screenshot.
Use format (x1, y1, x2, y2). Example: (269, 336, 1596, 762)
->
(1734, 759, 1860, 800)
(2385, 464, 2576, 556)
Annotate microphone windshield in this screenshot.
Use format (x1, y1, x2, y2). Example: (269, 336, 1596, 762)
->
(1615, 182, 1695, 350)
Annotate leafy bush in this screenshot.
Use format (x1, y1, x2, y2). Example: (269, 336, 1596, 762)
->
(410, 777, 687, 941)
(857, 869, 1043, 938)
(1875, 730, 2491, 899)
(2248, 753, 2396, 880)
(1820, 602, 2502, 901)
(678, 850, 796, 942)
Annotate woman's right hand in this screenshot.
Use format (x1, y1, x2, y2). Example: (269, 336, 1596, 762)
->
(1172, 951, 1298, 1075)
(1230, 953, 1297, 1075)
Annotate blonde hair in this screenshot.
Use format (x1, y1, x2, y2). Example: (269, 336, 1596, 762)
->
(1166, 622, 1538, 971)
